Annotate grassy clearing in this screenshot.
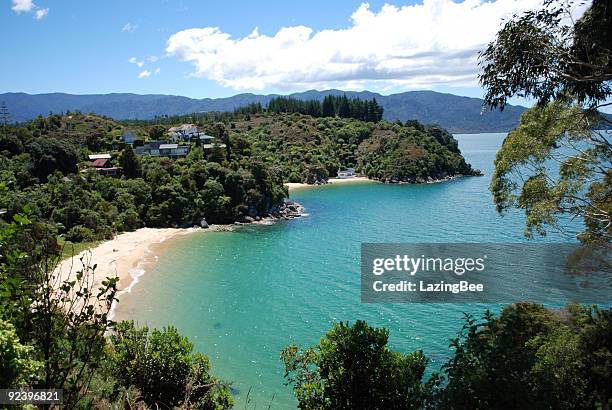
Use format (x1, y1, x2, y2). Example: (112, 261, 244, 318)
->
(57, 237, 103, 261)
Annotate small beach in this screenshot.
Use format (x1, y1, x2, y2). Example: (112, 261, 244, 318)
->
(285, 176, 374, 191)
(53, 227, 215, 308)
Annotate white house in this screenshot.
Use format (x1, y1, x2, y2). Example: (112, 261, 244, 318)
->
(337, 168, 355, 178)
(169, 124, 199, 142)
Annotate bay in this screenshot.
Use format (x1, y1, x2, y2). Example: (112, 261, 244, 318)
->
(114, 133, 577, 408)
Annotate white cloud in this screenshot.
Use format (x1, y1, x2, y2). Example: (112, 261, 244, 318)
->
(154, 67, 161, 75)
(11, 0, 48, 20)
(128, 57, 145, 67)
(11, 0, 34, 13)
(122, 23, 138, 33)
(34, 7, 48, 20)
(166, 0, 552, 91)
(138, 70, 152, 78)
(147, 55, 160, 63)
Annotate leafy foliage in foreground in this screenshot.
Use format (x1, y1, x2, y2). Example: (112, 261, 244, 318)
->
(480, 0, 611, 244)
(281, 320, 435, 410)
(283, 304, 612, 410)
(0, 210, 118, 406)
(441, 302, 612, 409)
(108, 321, 233, 409)
(0, 213, 233, 409)
(490, 102, 610, 243)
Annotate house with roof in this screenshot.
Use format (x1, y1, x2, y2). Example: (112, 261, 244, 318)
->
(199, 134, 215, 144)
(202, 142, 227, 153)
(337, 168, 355, 178)
(87, 154, 121, 176)
(135, 141, 190, 158)
(169, 124, 200, 142)
(159, 143, 189, 157)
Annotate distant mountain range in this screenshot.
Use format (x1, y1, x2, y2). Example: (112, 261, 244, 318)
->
(0, 89, 528, 133)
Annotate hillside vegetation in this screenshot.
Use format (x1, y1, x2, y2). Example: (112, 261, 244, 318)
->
(0, 109, 478, 243)
(229, 113, 478, 183)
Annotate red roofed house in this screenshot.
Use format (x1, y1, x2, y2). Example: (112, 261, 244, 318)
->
(88, 154, 121, 176)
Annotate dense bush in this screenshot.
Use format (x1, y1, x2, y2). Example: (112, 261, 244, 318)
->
(65, 225, 95, 242)
(282, 320, 435, 409)
(0, 114, 287, 242)
(283, 304, 612, 410)
(439, 303, 612, 409)
(27, 137, 78, 180)
(109, 321, 233, 409)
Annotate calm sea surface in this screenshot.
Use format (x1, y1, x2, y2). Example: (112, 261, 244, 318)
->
(114, 133, 579, 408)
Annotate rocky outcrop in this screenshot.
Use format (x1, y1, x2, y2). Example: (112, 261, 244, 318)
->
(276, 201, 304, 219)
(232, 201, 305, 226)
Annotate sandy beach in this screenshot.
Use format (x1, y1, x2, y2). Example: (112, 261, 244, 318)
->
(285, 176, 375, 191)
(53, 226, 219, 313)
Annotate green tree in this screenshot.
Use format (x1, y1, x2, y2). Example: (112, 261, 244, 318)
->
(149, 124, 167, 140)
(480, 0, 611, 243)
(322, 95, 335, 117)
(27, 137, 78, 181)
(440, 303, 612, 409)
(338, 94, 351, 118)
(490, 101, 610, 242)
(0, 318, 42, 388)
(212, 122, 232, 159)
(118, 145, 142, 178)
(109, 321, 233, 409)
(480, 0, 611, 110)
(281, 320, 434, 410)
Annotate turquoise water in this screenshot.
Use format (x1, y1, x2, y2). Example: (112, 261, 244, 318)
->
(114, 133, 578, 408)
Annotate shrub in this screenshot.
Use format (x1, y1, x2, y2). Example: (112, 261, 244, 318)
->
(109, 321, 233, 409)
(65, 225, 95, 242)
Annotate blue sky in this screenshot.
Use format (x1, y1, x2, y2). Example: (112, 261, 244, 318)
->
(1, 0, 544, 106)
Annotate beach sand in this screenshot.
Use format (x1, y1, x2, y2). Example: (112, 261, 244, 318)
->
(52, 179, 358, 313)
(53, 226, 223, 316)
(285, 176, 374, 191)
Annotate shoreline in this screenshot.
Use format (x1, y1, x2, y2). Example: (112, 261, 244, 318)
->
(53, 211, 304, 318)
(284, 173, 480, 192)
(285, 176, 375, 191)
(53, 226, 227, 318)
(55, 171, 472, 317)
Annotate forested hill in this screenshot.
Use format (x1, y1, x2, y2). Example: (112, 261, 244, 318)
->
(0, 90, 527, 133)
(0, 111, 479, 242)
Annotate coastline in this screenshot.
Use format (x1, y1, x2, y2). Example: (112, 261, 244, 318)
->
(53, 226, 225, 317)
(284, 173, 480, 192)
(53, 212, 304, 318)
(285, 176, 375, 191)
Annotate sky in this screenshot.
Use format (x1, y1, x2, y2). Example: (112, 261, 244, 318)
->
(0, 0, 565, 106)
